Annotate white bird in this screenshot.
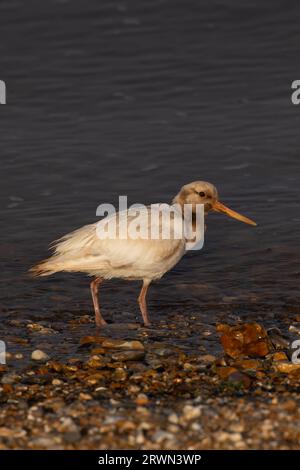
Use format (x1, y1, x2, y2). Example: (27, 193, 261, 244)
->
(30, 181, 256, 327)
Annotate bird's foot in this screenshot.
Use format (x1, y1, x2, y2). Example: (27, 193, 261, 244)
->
(95, 320, 108, 327)
(95, 314, 107, 327)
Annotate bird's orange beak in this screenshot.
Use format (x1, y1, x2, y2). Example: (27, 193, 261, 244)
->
(213, 201, 257, 226)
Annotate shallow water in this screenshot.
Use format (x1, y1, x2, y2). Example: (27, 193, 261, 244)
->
(0, 0, 300, 334)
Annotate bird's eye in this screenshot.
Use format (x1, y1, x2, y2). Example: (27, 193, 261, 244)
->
(198, 191, 205, 197)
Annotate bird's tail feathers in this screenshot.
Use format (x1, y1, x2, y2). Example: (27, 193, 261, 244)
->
(29, 256, 62, 277)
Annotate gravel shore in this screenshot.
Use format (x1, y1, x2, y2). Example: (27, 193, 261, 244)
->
(0, 305, 299, 449)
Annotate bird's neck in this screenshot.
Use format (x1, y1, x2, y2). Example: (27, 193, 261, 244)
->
(172, 194, 206, 239)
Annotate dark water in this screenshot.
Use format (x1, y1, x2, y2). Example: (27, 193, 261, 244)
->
(1, 0, 300, 326)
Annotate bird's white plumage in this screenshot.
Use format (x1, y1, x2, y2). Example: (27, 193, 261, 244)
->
(40, 205, 188, 280)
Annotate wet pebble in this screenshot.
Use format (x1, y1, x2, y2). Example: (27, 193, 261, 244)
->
(135, 393, 149, 405)
(27, 323, 58, 335)
(152, 430, 175, 445)
(168, 413, 179, 424)
(31, 350, 50, 362)
(269, 351, 288, 362)
(289, 325, 300, 335)
(52, 379, 63, 386)
(182, 404, 202, 421)
(267, 328, 290, 349)
(1, 373, 21, 384)
(113, 368, 128, 381)
(86, 355, 107, 368)
(198, 354, 216, 364)
(111, 350, 145, 361)
(57, 417, 80, 440)
(79, 393, 93, 401)
(102, 339, 144, 351)
(217, 323, 270, 358)
(273, 362, 300, 374)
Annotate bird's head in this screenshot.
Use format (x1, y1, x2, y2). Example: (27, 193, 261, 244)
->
(173, 181, 257, 226)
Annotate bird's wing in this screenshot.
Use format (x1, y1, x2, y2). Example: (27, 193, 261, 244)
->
(52, 205, 186, 269)
(51, 223, 99, 256)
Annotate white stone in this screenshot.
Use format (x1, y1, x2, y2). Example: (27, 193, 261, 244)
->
(31, 349, 49, 361)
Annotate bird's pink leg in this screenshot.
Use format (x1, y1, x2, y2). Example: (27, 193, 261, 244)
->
(90, 277, 107, 327)
(138, 280, 151, 326)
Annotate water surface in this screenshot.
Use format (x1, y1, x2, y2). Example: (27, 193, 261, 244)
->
(1, 0, 299, 326)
